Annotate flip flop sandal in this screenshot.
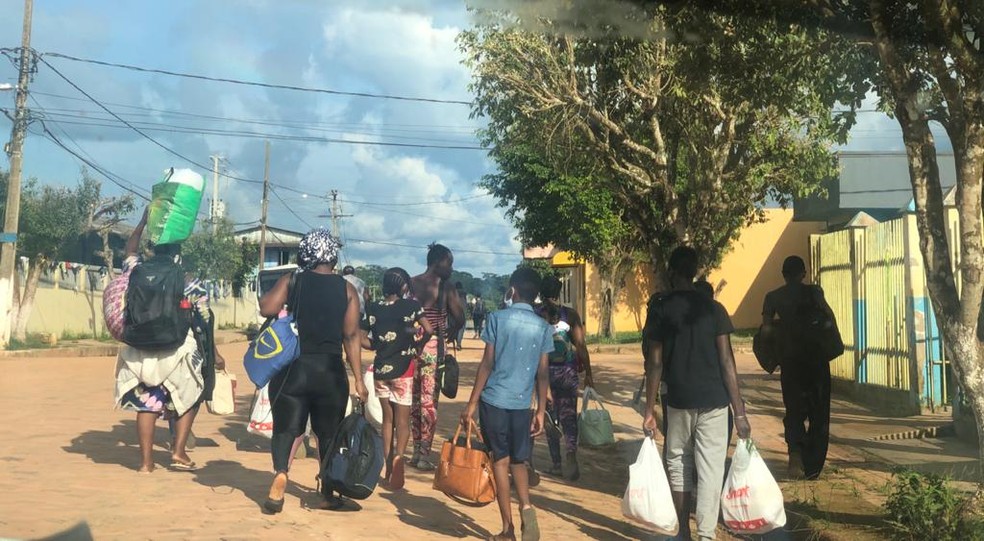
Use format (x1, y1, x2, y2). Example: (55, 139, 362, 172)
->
(169, 460, 198, 472)
(488, 532, 516, 541)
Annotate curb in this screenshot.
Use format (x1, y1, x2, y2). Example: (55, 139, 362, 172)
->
(589, 342, 753, 355)
(0, 334, 248, 359)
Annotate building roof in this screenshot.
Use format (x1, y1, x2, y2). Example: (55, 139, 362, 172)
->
(794, 150, 957, 225)
(233, 225, 305, 247)
(837, 151, 956, 210)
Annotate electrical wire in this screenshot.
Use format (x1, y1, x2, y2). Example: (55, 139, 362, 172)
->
(39, 109, 478, 143)
(37, 121, 151, 202)
(345, 236, 518, 256)
(42, 51, 473, 106)
(341, 199, 513, 229)
(29, 93, 480, 133)
(39, 116, 487, 150)
(270, 186, 315, 230)
(36, 56, 280, 187)
(337, 193, 491, 207)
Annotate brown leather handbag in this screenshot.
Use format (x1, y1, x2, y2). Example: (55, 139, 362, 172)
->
(433, 420, 497, 506)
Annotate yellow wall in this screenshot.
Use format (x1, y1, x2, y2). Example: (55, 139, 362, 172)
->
(574, 209, 825, 334)
(24, 286, 256, 338)
(707, 211, 825, 328)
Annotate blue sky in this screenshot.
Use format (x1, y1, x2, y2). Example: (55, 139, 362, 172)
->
(0, 0, 941, 274)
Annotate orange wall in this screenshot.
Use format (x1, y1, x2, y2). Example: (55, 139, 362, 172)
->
(575, 209, 825, 334)
(707, 210, 824, 329)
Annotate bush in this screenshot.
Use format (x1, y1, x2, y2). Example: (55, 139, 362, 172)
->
(884, 469, 982, 540)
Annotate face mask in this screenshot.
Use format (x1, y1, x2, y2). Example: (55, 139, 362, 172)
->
(503, 288, 514, 308)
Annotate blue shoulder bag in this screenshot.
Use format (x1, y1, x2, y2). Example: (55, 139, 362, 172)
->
(244, 272, 302, 387)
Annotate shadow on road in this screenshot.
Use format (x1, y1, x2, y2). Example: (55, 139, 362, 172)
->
(63, 421, 173, 472)
(378, 490, 491, 539)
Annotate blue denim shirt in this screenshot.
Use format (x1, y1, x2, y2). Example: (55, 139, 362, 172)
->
(480, 303, 555, 410)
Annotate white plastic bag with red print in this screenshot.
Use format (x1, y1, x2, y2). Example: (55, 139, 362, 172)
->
(621, 436, 679, 536)
(721, 439, 786, 534)
(247, 385, 273, 438)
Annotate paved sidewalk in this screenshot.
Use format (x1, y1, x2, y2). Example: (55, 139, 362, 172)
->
(0, 336, 973, 540)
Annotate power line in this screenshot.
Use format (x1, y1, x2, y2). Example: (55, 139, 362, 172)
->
(30, 97, 153, 200)
(38, 116, 487, 150)
(37, 122, 151, 202)
(337, 193, 491, 207)
(41, 50, 473, 106)
(345, 236, 518, 256)
(29, 92, 480, 132)
(270, 186, 315, 230)
(342, 199, 513, 229)
(38, 107, 478, 141)
(37, 55, 273, 187)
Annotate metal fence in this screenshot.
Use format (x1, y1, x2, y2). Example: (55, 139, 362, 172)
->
(811, 214, 951, 411)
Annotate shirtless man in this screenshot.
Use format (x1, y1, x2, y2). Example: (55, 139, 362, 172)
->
(409, 243, 465, 470)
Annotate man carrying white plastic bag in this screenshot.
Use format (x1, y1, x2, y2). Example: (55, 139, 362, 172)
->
(622, 436, 679, 536)
(642, 247, 752, 541)
(722, 439, 786, 534)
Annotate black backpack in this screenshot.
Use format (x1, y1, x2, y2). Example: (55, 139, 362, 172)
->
(122, 257, 191, 351)
(438, 353, 459, 399)
(320, 402, 384, 500)
(794, 286, 844, 363)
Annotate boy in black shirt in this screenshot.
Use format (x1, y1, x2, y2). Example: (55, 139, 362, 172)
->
(643, 247, 751, 541)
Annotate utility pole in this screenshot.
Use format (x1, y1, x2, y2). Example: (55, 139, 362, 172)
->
(0, 0, 34, 347)
(258, 141, 270, 271)
(321, 190, 352, 238)
(209, 154, 222, 233)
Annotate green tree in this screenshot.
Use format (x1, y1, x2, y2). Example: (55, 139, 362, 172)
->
(0, 171, 104, 340)
(858, 0, 984, 493)
(479, 272, 510, 305)
(182, 218, 257, 295)
(460, 3, 867, 290)
(233, 238, 259, 297)
(483, 131, 640, 337)
(640, 0, 984, 499)
(354, 264, 386, 300)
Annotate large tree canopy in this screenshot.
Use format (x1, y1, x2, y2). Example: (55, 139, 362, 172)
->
(460, 3, 870, 285)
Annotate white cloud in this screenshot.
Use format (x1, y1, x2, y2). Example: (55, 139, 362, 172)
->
(7, 0, 524, 273)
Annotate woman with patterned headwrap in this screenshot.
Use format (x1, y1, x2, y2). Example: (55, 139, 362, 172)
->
(258, 228, 368, 513)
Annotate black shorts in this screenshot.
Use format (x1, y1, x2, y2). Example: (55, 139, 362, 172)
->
(479, 400, 532, 464)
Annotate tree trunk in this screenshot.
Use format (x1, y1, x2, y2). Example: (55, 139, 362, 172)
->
(599, 280, 615, 340)
(13, 259, 44, 341)
(595, 254, 636, 340)
(100, 229, 115, 281)
(648, 247, 670, 294)
(870, 0, 984, 490)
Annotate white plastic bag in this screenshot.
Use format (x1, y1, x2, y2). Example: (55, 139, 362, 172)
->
(344, 369, 383, 426)
(247, 385, 273, 439)
(363, 368, 383, 425)
(579, 386, 615, 447)
(206, 370, 237, 415)
(621, 437, 679, 536)
(721, 439, 787, 534)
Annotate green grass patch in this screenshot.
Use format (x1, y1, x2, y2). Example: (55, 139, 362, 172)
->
(885, 468, 984, 541)
(7, 333, 53, 350)
(586, 331, 642, 345)
(59, 330, 114, 342)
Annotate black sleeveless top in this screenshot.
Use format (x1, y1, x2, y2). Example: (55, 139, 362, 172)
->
(294, 272, 348, 355)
